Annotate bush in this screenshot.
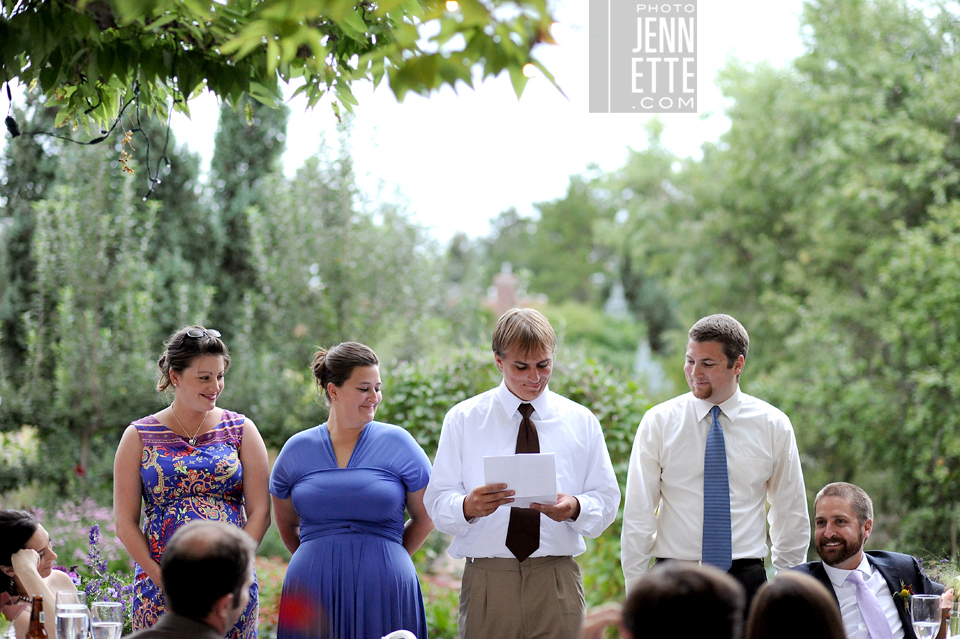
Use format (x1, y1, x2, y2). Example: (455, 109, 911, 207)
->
(35, 499, 132, 573)
(256, 556, 288, 639)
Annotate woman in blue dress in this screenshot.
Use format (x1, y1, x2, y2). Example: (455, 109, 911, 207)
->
(270, 342, 433, 639)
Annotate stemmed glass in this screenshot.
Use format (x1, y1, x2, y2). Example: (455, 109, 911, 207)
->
(912, 594, 942, 639)
(54, 591, 88, 639)
(89, 602, 123, 639)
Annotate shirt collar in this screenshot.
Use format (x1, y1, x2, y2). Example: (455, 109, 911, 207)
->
(495, 380, 551, 420)
(692, 386, 743, 423)
(823, 553, 873, 589)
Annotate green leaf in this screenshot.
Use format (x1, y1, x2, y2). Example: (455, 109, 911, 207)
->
(341, 9, 369, 40)
(507, 63, 528, 97)
(399, 0, 423, 19)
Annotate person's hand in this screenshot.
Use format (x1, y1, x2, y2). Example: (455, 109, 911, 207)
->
(937, 588, 955, 639)
(463, 484, 514, 519)
(0, 592, 28, 622)
(10, 548, 39, 577)
(144, 561, 163, 588)
(941, 588, 955, 611)
(580, 602, 624, 639)
(531, 493, 581, 522)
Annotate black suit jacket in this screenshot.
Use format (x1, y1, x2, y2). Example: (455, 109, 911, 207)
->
(793, 550, 945, 639)
(127, 612, 224, 639)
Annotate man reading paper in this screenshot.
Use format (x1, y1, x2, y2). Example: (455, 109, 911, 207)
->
(424, 307, 620, 639)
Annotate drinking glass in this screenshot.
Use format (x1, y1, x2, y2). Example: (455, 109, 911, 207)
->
(55, 591, 89, 639)
(89, 602, 123, 639)
(912, 594, 942, 639)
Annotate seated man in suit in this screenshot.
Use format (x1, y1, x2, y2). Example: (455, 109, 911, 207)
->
(128, 521, 257, 639)
(794, 482, 954, 639)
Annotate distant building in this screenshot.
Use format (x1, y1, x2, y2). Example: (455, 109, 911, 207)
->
(484, 262, 547, 317)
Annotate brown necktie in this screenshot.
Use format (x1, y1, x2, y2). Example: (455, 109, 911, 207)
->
(505, 403, 540, 561)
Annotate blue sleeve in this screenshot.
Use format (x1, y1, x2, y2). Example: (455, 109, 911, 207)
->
(382, 424, 431, 493)
(270, 435, 302, 499)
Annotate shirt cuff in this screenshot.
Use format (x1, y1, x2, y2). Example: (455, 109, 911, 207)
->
(456, 495, 477, 526)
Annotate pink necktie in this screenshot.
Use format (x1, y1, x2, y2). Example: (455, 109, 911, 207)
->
(846, 569, 895, 639)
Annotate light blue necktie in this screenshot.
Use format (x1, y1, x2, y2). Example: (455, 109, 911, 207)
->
(702, 405, 732, 571)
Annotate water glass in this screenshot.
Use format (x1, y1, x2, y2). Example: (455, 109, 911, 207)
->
(54, 591, 86, 608)
(89, 602, 123, 639)
(912, 594, 942, 639)
(55, 591, 89, 639)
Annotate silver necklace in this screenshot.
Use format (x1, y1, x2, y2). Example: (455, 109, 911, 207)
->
(171, 405, 208, 446)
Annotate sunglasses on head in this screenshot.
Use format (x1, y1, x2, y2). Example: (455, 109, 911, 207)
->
(177, 328, 222, 348)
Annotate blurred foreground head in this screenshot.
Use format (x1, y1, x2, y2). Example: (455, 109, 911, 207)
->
(746, 572, 845, 639)
(161, 520, 255, 627)
(622, 562, 745, 639)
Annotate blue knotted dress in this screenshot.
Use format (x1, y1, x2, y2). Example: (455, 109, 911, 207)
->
(269, 421, 431, 639)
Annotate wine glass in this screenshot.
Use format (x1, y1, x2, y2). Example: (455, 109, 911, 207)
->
(89, 602, 123, 639)
(54, 591, 88, 639)
(912, 594, 942, 639)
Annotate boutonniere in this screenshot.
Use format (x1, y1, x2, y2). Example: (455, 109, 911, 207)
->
(899, 580, 914, 602)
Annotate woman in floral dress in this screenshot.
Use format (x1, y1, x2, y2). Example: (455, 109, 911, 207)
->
(113, 326, 270, 639)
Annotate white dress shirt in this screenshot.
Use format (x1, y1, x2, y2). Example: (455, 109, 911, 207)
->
(621, 388, 809, 590)
(423, 381, 621, 559)
(824, 555, 905, 639)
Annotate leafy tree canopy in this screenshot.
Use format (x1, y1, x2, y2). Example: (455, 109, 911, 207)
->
(0, 0, 555, 132)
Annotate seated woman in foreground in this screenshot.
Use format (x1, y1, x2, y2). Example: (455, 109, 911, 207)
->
(0, 509, 79, 639)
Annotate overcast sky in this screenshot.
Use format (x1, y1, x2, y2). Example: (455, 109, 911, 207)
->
(156, 1, 805, 241)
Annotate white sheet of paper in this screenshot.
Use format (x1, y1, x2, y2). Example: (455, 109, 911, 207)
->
(483, 453, 558, 508)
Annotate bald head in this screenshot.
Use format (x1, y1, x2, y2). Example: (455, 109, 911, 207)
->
(161, 521, 255, 621)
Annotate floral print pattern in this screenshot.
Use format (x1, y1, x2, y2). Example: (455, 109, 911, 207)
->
(132, 410, 258, 639)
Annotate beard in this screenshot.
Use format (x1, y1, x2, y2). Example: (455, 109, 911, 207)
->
(690, 382, 713, 400)
(817, 531, 865, 567)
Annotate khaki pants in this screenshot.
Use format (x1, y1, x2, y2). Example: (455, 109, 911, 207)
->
(458, 556, 585, 639)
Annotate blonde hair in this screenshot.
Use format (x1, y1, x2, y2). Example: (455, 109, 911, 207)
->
(491, 308, 557, 356)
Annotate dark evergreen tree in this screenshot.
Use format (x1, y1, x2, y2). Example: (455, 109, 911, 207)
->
(208, 98, 288, 333)
(126, 112, 217, 335)
(0, 94, 58, 382)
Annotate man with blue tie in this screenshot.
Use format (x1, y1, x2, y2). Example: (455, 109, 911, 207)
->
(794, 482, 953, 639)
(621, 313, 810, 603)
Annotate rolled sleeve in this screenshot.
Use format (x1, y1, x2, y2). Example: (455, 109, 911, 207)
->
(568, 418, 620, 538)
(423, 411, 475, 537)
(621, 412, 661, 590)
(767, 415, 810, 572)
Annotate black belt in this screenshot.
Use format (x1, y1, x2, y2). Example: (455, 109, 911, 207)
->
(655, 557, 763, 569)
